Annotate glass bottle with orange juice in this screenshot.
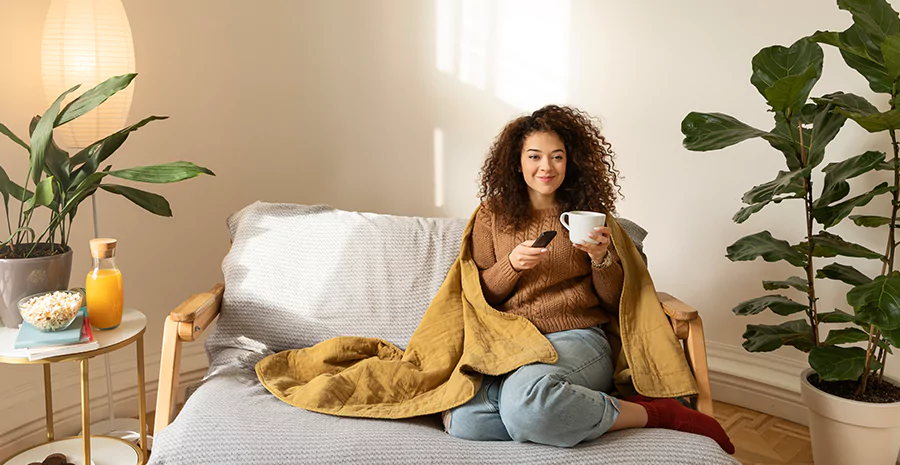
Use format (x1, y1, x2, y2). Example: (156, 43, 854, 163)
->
(86, 238, 124, 330)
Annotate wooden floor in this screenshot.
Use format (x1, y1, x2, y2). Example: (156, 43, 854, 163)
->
(714, 401, 813, 465)
(148, 401, 812, 464)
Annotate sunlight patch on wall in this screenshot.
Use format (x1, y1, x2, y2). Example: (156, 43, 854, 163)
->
(494, 0, 570, 111)
(435, 0, 570, 111)
(435, 0, 455, 74)
(434, 127, 445, 207)
(458, 0, 489, 90)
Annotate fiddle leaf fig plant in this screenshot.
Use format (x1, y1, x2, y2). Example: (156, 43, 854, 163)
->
(681, 0, 900, 400)
(0, 73, 214, 259)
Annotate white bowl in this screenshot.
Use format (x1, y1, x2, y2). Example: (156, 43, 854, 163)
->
(18, 290, 83, 332)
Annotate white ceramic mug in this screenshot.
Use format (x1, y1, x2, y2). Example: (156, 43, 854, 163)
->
(560, 211, 607, 245)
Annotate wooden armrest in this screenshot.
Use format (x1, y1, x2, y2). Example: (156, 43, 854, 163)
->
(658, 292, 699, 321)
(155, 283, 224, 436)
(658, 292, 696, 340)
(171, 283, 224, 342)
(657, 292, 713, 417)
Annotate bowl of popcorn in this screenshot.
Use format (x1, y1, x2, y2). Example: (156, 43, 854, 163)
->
(18, 290, 83, 332)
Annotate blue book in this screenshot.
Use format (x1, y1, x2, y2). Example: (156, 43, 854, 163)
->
(14, 307, 87, 349)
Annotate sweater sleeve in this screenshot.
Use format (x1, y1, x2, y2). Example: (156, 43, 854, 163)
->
(472, 206, 521, 305)
(591, 244, 624, 314)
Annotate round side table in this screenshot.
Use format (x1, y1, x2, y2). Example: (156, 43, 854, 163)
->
(0, 308, 148, 465)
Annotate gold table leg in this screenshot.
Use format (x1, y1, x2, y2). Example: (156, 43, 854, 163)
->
(137, 335, 147, 462)
(81, 358, 91, 465)
(43, 364, 54, 441)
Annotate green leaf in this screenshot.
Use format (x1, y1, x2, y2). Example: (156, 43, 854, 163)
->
(70, 116, 168, 186)
(70, 144, 100, 168)
(106, 162, 215, 184)
(847, 270, 900, 329)
(850, 214, 893, 227)
(743, 320, 815, 352)
(762, 276, 810, 293)
(30, 85, 80, 185)
(837, 0, 900, 44)
(840, 108, 900, 132)
(814, 182, 893, 228)
(6, 180, 33, 203)
(727, 231, 808, 267)
(750, 39, 824, 115)
(48, 171, 107, 233)
(811, 26, 893, 94)
(28, 116, 70, 190)
(880, 156, 900, 170)
(810, 345, 880, 381)
(733, 295, 808, 316)
(23, 177, 55, 213)
(763, 66, 821, 116)
(882, 327, 900, 346)
(55, 74, 136, 127)
(817, 92, 900, 132)
(823, 327, 870, 345)
(0, 123, 29, 151)
(815, 150, 886, 208)
(0, 227, 35, 247)
(819, 309, 859, 323)
(0, 165, 10, 213)
(815, 92, 880, 115)
(881, 34, 900, 80)
(99, 184, 172, 217)
(742, 168, 810, 205)
(817, 263, 872, 286)
(65, 172, 107, 209)
(769, 116, 811, 171)
(806, 95, 850, 168)
(681, 112, 772, 151)
(799, 231, 883, 259)
(733, 201, 770, 224)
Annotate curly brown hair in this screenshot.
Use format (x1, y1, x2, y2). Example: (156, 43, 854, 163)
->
(478, 105, 622, 231)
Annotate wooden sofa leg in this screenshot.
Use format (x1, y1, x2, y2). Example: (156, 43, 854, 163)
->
(155, 315, 183, 436)
(685, 317, 713, 417)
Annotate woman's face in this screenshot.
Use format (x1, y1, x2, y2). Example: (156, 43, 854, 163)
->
(520, 131, 566, 204)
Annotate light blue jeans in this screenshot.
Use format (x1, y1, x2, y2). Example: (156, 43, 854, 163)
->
(445, 325, 620, 447)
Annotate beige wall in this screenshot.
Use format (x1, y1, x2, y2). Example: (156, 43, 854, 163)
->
(0, 0, 898, 447)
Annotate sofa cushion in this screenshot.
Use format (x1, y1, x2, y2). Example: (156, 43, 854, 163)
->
(206, 202, 467, 366)
(149, 370, 739, 465)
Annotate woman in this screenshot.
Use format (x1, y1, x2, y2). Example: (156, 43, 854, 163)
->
(443, 105, 733, 453)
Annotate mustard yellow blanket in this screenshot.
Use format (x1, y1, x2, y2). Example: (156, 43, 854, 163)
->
(256, 208, 697, 418)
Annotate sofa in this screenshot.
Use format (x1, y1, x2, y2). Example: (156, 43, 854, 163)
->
(148, 202, 739, 464)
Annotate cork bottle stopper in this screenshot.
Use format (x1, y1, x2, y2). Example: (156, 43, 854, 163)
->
(90, 238, 117, 258)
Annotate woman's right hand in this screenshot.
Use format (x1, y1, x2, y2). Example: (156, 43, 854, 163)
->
(508, 241, 550, 272)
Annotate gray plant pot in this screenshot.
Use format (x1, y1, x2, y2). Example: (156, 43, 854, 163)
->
(0, 245, 74, 329)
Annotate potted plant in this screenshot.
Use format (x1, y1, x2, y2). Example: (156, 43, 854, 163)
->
(0, 73, 213, 328)
(680, 1, 900, 463)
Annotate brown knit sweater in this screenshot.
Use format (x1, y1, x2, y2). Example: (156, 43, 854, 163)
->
(472, 204, 625, 334)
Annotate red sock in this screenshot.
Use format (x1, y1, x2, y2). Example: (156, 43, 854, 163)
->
(625, 395, 735, 454)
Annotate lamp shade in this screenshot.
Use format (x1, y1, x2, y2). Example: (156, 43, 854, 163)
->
(41, 0, 135, 149)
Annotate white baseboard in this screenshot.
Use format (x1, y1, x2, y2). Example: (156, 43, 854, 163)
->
(706, 341, 809, 425)
(0, 344, 209, 461)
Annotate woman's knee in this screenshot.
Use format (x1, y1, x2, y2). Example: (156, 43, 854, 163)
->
(445, 407, 477, 440)
(499, 374, 578, 447)
(445, 405, 511, 441)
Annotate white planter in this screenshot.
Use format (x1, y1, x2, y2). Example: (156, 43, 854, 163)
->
(800, 368, 900, 465)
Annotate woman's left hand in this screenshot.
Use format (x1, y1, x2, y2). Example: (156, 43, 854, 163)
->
(573, 226, 612, 263)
